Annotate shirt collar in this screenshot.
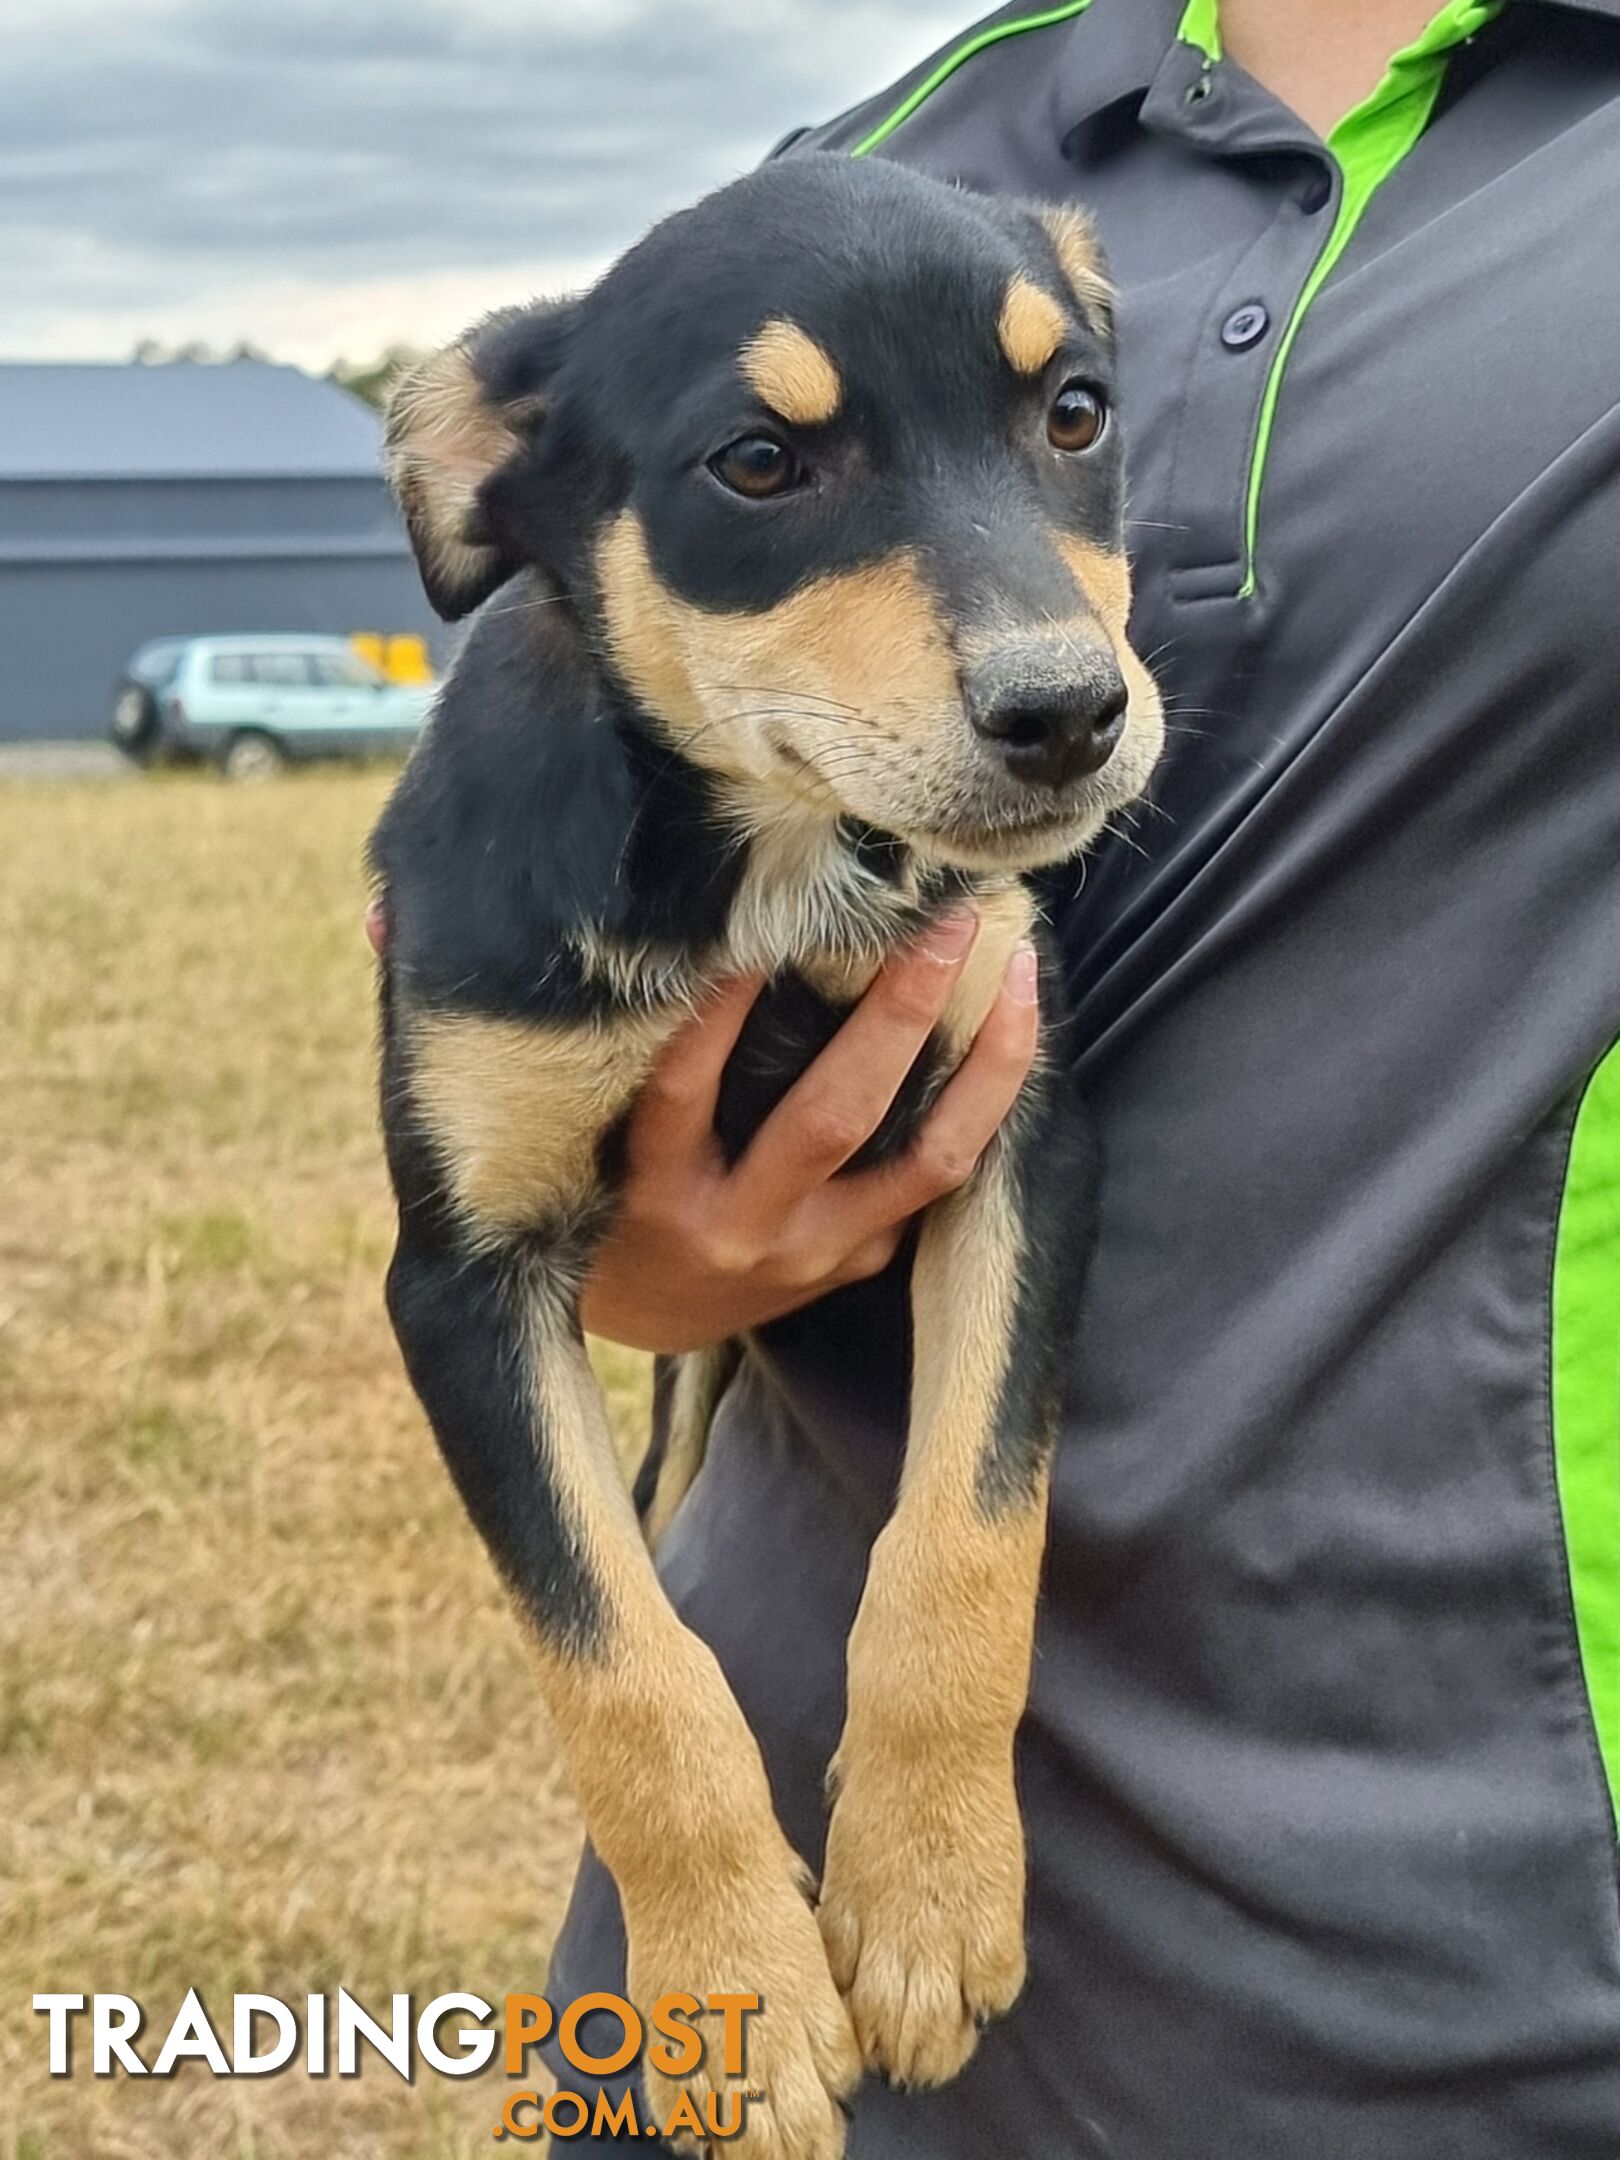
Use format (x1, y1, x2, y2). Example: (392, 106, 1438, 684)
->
(1053, 0, 1620, 134)
(1051, 0, 1182, 132)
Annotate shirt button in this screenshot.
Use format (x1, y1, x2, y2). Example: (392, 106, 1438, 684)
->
(1221, 302, 1270, 351)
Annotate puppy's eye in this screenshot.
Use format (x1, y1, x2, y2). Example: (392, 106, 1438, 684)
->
(1048, 382, 1107, 454)
(709, 435, 804, 500)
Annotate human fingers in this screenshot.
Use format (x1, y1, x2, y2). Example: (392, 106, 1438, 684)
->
(824, 941, 1041, 1234)
(735, 909, 980, 1207)
(624, 970, 767, 1168)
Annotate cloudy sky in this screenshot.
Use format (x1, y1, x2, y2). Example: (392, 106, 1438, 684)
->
(3, 0, 970, 370)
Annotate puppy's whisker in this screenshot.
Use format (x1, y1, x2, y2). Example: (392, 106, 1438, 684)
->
(694, 681, 863, 715)
(1037, 606, 1091, 676)
(1107, 811, 1152, 860)
(1138, 637, 1184, 670)
(712, 704, 878, 734)
(479, 589, 573, 620)
(724, 708, 865, 730)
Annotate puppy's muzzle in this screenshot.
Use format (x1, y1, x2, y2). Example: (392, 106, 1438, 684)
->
(967, 645, 1129, 792)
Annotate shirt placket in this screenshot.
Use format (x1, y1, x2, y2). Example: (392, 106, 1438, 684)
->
(1136, 39, 1337, 605)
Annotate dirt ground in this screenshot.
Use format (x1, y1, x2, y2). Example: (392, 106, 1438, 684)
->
(0, 768, 653, 2160)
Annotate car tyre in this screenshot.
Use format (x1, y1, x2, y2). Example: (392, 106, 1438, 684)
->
(221, 730, 286, 782)
(110, 682, 162, 764)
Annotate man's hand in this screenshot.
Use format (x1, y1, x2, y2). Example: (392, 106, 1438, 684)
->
(364, 899, 1040, 1354)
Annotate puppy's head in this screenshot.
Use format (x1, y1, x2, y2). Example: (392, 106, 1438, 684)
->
(389, 155, 1161, 872)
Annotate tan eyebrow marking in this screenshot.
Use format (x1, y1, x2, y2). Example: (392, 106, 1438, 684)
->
(1034, 206, 1116, 331)
(739, 318, 843, 426)
(997, 276, 1067, 376)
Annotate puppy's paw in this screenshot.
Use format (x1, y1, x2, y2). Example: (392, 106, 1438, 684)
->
(818, 1742, 1026, 2090)
(629, 1846, 860, 2160)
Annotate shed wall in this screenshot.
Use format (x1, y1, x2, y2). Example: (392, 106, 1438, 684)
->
(0, 475, 439, 742)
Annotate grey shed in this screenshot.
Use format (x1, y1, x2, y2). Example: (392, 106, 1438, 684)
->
(0, 358, 441, 742)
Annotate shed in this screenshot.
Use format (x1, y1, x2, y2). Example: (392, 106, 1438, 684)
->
(0, 359, 440, 742)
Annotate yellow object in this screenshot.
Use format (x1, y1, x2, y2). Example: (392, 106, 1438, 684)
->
(385, 634, 434, 684)
(349, 631, 436, 684)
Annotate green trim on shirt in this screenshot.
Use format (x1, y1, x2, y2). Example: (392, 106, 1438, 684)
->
(1237, 0, 1506, 595)
(1177, 0, 1223, 62)
(848, 0, 1505, 594)
(1553, 1043, 1620, 1828)
(850, 2, 1097, 158)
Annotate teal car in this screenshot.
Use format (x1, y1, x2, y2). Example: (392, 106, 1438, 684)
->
(111, 634, 435, 778)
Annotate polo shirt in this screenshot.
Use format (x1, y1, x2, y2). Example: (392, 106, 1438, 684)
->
(547, 3, 1620, 2151)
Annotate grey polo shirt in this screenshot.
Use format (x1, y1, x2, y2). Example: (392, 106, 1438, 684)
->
(547, 3, 1620, 2152)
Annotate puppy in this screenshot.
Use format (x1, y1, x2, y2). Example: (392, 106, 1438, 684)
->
(371, 154, 1162, 2159)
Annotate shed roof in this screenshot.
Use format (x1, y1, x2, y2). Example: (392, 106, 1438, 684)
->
(0, 359, 387, 482)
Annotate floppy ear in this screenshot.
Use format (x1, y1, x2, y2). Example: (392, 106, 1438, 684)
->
(385, 300, 577, 620)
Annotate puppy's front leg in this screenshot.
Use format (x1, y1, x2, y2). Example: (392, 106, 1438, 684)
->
(387, 1235, 857, 2157)
(817, 1000, 1092, 2089)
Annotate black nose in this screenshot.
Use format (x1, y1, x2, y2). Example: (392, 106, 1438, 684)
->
(969, 671, 1129, 790)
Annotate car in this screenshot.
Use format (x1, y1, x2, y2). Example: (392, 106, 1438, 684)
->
(110, 634, 435, 778)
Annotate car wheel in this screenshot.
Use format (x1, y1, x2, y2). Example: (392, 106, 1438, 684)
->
(221, 731, 286, 782)
(110, 683, 161, 763)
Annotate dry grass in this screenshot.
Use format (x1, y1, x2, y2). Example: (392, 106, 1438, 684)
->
(0, 769, 652, 2160)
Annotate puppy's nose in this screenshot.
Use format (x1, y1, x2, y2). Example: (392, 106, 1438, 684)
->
(969, 669, 1129, 790)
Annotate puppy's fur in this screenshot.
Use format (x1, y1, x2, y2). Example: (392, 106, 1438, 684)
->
(371, 156, 1161, 2159)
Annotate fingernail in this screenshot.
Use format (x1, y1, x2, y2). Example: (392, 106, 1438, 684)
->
(1007, 942, 1040, 1004)
(921, 908, 979, 964)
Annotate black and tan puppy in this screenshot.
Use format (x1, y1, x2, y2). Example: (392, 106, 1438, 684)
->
(371, 154, 1161, 2158)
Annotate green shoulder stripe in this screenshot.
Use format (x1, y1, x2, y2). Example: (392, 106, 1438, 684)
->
(851, 2, 1097, 159)
(1552, 1040, 1620, 1826)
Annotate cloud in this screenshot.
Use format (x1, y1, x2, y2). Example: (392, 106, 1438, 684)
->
(0, 0, 970, 366)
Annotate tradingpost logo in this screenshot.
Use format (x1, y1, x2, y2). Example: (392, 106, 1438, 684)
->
(33, 1988, 765, 2142)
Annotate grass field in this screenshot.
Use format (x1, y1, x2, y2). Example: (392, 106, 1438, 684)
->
(0, 768, 652, 2160)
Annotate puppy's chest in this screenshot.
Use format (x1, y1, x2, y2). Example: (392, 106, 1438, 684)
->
(723, 819, 933, 995)
(712, 842, 927, 1170)
(675, 832, 1036, 1173)
(410, 833, 1033, 1241)
(576, 816, 934, 1009)
(589, 818, 1030, 1026)
(721, 824, 1033, 1055)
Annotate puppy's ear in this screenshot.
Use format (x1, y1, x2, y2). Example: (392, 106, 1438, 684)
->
(386, 300, 577, 620)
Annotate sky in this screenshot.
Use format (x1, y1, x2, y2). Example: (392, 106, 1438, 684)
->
(2, 0, 970, 370)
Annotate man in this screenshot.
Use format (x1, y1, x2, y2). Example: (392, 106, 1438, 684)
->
(511, 1, 1620, 2150)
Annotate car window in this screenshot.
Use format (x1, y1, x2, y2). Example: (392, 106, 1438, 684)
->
(309, 650, 382, 689)
(132, 642, 184, 687)
(250, 653, 316, 687)
(209, 653, 253, 685)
